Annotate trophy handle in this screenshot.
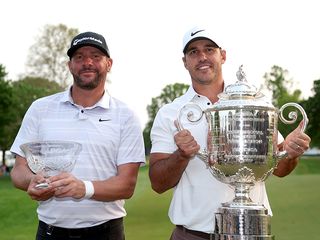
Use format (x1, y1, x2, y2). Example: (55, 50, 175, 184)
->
(176, 103, 204, 130)
(277, 102, 309, 159)
(176, 103, 208, 159)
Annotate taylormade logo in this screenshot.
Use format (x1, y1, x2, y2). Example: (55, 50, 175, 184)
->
(73, 37, 103, 46)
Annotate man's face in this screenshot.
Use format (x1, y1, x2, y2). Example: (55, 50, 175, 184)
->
(182, 39, 226, 86)
(68, 46, 112, 90)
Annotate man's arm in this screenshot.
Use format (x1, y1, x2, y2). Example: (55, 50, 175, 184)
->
(149, 128, 200, 193)
(149, 151, 189, 194)
(10, 155, 55, 201)
(10, 155, 34, 191)
(50, 162, 142, 201)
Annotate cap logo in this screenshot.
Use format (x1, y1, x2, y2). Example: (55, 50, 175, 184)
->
(190, 29, 204, 36)
(73, 37, 103, 46)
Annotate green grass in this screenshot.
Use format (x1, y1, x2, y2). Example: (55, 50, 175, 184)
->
(0, 157, 319, 240)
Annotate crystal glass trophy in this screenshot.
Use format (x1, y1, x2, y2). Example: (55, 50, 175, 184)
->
(20, 140, 82, 188)
(177, 65, 308, 239)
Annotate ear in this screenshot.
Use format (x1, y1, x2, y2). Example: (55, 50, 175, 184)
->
(106, 58, 113, 71)
(182, 56, 188, 69)
(220, 49, 226, 64)
(67, 61, 72, 72)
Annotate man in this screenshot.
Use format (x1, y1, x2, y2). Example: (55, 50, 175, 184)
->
(10, 31, 145, 240)
(149, 26, 311, 240)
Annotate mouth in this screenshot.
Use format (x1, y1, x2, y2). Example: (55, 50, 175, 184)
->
(80, 69, 97, 77)
(197, 64, 211, 71)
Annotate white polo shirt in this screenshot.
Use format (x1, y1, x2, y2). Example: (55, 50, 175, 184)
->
(151, 85, 274, 233)
(10, 88, 145, 228)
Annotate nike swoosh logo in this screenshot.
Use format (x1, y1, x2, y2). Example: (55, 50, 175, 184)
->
(191, 30, 204, 36)
(99, 118, 111, 122)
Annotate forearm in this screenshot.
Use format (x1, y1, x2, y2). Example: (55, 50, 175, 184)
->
(91, 175, 137, 201)
(88, 163, 140, 201)
(273, 156, 299, 177)
(149, 150, 189, 193)
(10, 163, 34, 191)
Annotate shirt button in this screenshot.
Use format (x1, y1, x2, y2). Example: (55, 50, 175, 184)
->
(207, 102, 211, 105)
(81, 110, 84, 113)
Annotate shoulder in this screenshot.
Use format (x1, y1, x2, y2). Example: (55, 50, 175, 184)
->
(26, 92, 66, 113)
(109, 97, 135, 114)
(109, 96, 141, 124)
(31, 91, 65, 106)
(156, 93, 190, 117)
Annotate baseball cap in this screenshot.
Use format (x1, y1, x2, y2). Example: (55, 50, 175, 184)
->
(182, 26, 220, 54)
(67, 31, 110, 58)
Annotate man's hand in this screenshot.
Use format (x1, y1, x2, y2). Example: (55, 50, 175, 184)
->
(48, 172, 86, 199)
(27, 174, 55, 201)
(283, 121, 311, 160)
(174, 120, 200, 160)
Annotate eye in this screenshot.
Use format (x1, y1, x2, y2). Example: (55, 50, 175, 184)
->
(206, 47, 215, 53)
(73, 54, 83, 61)
(188, 49, 198, 56)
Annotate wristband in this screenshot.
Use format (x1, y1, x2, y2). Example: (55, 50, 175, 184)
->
(83, 181, 94, 199)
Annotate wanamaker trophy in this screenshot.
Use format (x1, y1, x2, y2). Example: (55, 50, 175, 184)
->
(177, 65, 308, 239)
(20, 140, 82, 189)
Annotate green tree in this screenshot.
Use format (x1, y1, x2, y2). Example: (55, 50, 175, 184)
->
(301, 79, 320, 147)
(143, 83, 189, 154)
(263, 65, 303, 137)
(0, 77, 63, 166)
(0, 64, 13, 165)
(25, 24, 78, 88)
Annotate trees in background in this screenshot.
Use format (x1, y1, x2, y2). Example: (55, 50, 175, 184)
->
(0, 23, 76, 166)
(25, 24, 78, 88)
(0, 71, 63, 166)
(0, 65, 13, 165)
(143, 83, 189, 154)
(302, 79, 320, 147)
(263, 65, 304, 138)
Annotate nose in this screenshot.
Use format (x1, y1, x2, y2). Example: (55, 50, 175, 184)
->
(83, 56, 94, 65)
(198, 50, 208, 60)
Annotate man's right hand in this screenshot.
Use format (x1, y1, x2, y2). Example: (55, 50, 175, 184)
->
(174, 128, 200, 160)
(27, 174, 55, 201)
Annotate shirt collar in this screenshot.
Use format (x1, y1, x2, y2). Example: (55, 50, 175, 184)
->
(60, 86, 111, 109)
(179, 80, 230, 103)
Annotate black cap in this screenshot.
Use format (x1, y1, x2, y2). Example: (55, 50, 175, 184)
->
(67, 32, 110, 58)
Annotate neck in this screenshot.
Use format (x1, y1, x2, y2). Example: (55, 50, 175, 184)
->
(71, 85, 105, 108)
(193, 79, 224, 104)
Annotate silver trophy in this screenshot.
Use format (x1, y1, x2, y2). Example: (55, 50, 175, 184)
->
(20, 140, 82, 188)
(177, 65, 308, 239)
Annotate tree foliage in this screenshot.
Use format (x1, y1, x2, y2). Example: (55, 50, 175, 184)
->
(25, 24, 78, 88)
(301, 79, 320, 147)
(263, 65, 303, 137)
(143, 83, 189, 154)
(0, 64, 13, 164)
(0, 75, 63, 166)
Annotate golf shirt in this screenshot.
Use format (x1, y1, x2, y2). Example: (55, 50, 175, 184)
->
(10, 88, 145, 228)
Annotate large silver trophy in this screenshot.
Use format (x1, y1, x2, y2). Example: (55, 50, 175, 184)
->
(20, 140, 82, 188)
(177, 65, 308, 239)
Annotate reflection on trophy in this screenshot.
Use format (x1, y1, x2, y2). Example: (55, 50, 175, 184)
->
(178, 65, 308, 239)
(20, 141, 82, 189)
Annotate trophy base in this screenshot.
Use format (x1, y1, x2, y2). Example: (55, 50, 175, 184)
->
(214, 205, 274, 240)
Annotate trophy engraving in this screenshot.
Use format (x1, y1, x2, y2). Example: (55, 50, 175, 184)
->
(20, 140, 82, 188)
(177, 65, 308, 239)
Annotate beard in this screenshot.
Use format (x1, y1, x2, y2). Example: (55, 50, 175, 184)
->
(72, 69, 103, 90)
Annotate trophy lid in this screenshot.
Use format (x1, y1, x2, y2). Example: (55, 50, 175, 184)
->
(218, 65, 263, 100)
(213, 65, 274, 109)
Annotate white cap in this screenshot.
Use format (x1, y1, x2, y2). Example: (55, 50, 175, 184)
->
(182, 26, 220, 53)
